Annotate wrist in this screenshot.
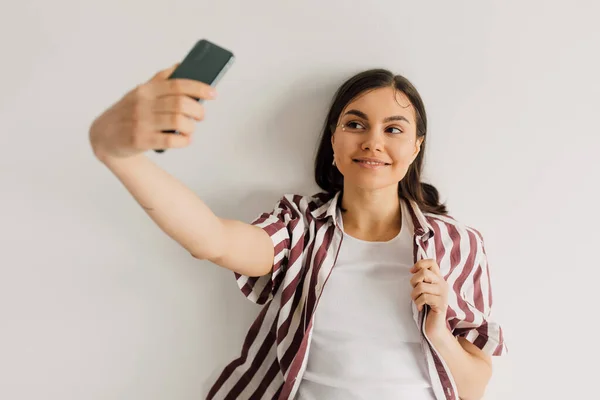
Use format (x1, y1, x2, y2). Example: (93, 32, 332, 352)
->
(427, 325, 455, 347)
(103, 152, 147, 169)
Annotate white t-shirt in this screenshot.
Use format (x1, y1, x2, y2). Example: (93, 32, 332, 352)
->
(296, 199, 435, 400)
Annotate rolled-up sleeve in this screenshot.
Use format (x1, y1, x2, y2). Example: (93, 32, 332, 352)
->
(234, 196, 297, 305)
(452, 236, 507, 357)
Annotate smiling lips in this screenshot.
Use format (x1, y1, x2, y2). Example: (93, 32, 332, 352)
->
(352, 157, 391, 168)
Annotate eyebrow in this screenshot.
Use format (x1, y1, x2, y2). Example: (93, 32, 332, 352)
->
(344, 109, 411, 125)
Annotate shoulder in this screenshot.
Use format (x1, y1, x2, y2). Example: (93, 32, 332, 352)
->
(423, 213, 492, 279)
(256, 192, 334, 227)
(274, 191, 334, 217)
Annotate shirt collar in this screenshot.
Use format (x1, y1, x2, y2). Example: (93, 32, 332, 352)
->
(311, 190, 435, 241)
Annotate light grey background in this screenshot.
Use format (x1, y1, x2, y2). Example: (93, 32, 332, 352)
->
(1, 0, 598, 399)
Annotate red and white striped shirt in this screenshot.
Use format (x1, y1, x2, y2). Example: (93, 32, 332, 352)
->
(207, 191, 507, 400)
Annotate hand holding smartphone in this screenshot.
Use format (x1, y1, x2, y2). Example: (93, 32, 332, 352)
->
(155, 39, 235, 153)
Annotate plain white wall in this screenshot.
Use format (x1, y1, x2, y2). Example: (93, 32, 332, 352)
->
(1, 0, 599, 399)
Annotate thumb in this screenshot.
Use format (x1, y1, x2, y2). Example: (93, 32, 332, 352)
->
(149, 63, 180, 82)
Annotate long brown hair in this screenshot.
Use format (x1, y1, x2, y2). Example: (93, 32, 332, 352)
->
(314, 68, 447, 215)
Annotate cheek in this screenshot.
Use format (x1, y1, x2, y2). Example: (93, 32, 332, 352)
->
(387, 146, 418, 180)
(334, 137, 357, 157)
(391, 145, 417, 166)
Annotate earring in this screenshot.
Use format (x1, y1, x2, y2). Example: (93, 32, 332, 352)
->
(332, 154, 336, 166)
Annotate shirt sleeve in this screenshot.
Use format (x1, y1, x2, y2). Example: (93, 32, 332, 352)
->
(233, 195, 298, 305)
(451, 235, 508, 357)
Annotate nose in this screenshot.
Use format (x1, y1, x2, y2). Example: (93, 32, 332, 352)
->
(361, 127, 385, 152)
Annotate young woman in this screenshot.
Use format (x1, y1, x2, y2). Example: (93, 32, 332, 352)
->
(89, 65, 506, 400)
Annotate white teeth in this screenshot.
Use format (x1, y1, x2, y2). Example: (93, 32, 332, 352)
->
(358, 160, 385, 165)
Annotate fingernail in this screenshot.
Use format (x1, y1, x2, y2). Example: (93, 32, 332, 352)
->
(209, 89, 217, 98)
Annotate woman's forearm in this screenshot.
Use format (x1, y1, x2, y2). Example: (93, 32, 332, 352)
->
(428, 329, 492, 400)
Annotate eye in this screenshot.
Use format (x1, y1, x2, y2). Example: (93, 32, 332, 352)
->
(386, 126, 404, 134)
(345, 121, 365, 130)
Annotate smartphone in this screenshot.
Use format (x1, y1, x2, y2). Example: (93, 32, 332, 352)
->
(155, 39, 235, 153)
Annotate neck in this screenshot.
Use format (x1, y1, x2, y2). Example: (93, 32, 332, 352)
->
(339, 185, 402, 241)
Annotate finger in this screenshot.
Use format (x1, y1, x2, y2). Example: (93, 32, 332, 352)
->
(152, 95, 205, 121)
(414, 293, 443, 312)
(410, 259, 433, 273)
(411, 282, 441, 301)
(152, 79, 217, 101)
(409, 269, 439, 287)
(152, 113, 196, 136)
(429, 261, 441, 277)
(149, 63, 180, 82)
(148, 132, 192, 150)
(414, 293, 430, 312)
(410, 259, 441, 276)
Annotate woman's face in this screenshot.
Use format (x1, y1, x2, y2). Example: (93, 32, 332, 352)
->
(331, 86, 423, 192)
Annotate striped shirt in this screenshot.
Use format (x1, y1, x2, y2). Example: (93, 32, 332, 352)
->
(206, 191, 507, 400)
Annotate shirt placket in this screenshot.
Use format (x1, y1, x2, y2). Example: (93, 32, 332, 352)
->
(414, 233, 458, 400)
(279, 223, 344, 399)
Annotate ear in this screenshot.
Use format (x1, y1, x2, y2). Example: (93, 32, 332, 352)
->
(411, 137, 424, 162)
(331, 132, 335, 147)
